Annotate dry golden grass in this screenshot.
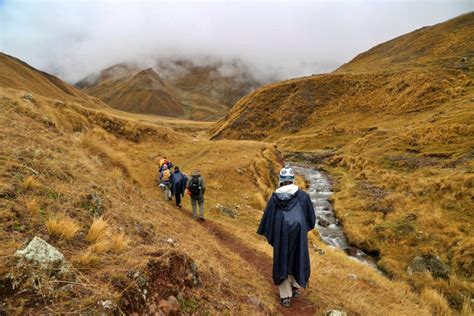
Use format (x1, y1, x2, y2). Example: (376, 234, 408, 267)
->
(25, 198, 40, 215)
(421, 288, 452, 316)
(72, 250, 100, 267)
(87, 239, 110, 254)
(85, 216, 109, 243)
(46, 215, 80, 240)
(0, 74, 440, 315)
(21, 176, 41, 190)
(110, 232, 128, 253)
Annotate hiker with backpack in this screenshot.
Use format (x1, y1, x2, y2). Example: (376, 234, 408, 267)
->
(159, 164, 172, 201)
(169, 166, 187, 208)
(257, 165, 316, 308)
(187, 170, 205, 221)
(159, 157, 173, 173)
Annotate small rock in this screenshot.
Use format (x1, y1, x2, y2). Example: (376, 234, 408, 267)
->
(344, 247, 359, 257)
(216, 204, 238, 218)
(407, 254, 450, 279)
(235, 168, 244, 175)
(15, 236, 70, 272)
(55, 100, 65, 107)
(165, 238, 176, 247)
(23, 93, 34, 102)
(317, 217, 331, 227)
(98, 299, 115, 310)
(327, 310, 347, 316)
(347, 273, 358, 280)
(247, 296, 261, 308)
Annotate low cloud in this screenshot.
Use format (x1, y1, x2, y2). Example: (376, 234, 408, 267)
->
(0, 0, 471, 83)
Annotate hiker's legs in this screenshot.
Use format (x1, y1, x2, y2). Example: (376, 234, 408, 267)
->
(279, 275, 300, 298)
(191, 197, 197, 219)
(288, 275, 301, 289)
(278, 278, 292, 298)
(198, 197, 204, 219)
(175, 193, 181, 207)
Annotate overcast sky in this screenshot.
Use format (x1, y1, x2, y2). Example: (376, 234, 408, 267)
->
(0, 0, 472, 82)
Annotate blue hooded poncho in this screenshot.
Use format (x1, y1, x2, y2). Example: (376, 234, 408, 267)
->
(257, 187, 316, 288)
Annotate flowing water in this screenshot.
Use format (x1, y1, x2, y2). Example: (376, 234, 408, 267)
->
(292, 165, 377, 268)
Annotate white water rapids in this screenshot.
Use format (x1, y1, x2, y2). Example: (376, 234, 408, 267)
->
(292, 165, 377, 268)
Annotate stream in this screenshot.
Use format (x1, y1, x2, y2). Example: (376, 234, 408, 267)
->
(292, 165, 377, 268)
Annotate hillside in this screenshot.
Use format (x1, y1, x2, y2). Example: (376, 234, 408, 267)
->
(78, 58, 263, 121)
(0, 54, 435, 315)
(211, 13, 474, 312)
(336, 12, 474, 73)
(80, 66, 184, 117)
(0, 52, 108, 109)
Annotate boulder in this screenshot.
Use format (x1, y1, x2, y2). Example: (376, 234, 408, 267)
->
(317, 217, 331, 227)
(15, 236, 70, 272)
(344, 247, 359, 257)
(407, 254, 450, 279)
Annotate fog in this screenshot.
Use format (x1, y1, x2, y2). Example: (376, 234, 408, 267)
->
(0, 0, 472, 83)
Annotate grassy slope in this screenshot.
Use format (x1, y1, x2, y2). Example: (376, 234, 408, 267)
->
(83, 68, 185, 117)
(210, 12, 474, 312)
(0, 57, 432, 314)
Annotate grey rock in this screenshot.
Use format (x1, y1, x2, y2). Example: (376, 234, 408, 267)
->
(216, 204, 238, 218)
(23, 93, 34, 102)
(15, 236, 70, 272)
(407, 254, 450, 279)
(327, 310, 347, 316)
(317, 217, 331, 227)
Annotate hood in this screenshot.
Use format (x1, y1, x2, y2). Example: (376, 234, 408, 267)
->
(273, 184, 300, 210)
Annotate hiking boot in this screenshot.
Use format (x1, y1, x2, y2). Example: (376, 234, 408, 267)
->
(280, 297, 291, 308)
(292, 287, 300, 298)
(199, 217, 205, 222)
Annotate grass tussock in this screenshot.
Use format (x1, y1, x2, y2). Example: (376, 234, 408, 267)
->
(46, 215, 80, 240)
(88, 239, 110, 254)
(86, 216, 109, 243)
(25, 198, 40, 215)
(110, 232, 128, 253)
(421, 288, 452, 316)
(72, 250, 100, 267)
(21, 176, 41, 190)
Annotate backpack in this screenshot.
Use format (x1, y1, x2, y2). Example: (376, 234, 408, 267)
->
(161, 169, 171, 182)
(188, 177, 202, 197)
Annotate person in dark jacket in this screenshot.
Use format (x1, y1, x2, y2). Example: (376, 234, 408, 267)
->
(257, 165, 316, 308)
(187, 170, 205, 221)
(169, 166, 187, 208)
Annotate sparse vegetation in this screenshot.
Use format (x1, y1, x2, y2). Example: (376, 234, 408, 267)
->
(86, 216, 109, 243)
(21, 176, 41, 190)
(110, 232, 129, 253)
(46, 215, 80, 240)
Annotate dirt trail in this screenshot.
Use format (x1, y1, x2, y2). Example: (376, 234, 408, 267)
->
(175, 205, 318, 315)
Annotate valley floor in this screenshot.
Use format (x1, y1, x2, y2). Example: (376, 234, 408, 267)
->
(0, 87, 438, 315)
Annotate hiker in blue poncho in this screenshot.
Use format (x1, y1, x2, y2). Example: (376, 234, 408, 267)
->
(257, 165, 316, 308)
(170, 166, 187, 208)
